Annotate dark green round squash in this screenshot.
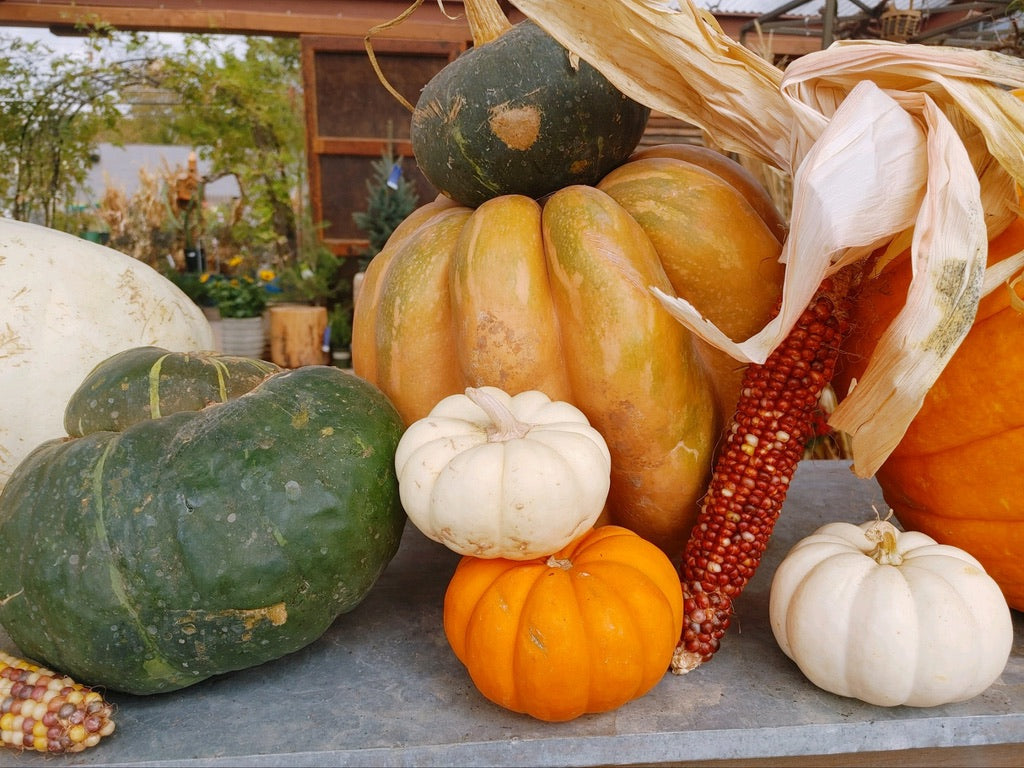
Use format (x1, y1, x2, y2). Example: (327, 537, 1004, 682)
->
(410, 19, 650, 208)
(65, 346, 281, 436)
(0, 363, 405, 694)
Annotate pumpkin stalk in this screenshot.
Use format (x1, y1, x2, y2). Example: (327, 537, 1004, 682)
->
(464, 0, 513, 45)
(465, 387, 532, 442)
(672, 267, 860, 674)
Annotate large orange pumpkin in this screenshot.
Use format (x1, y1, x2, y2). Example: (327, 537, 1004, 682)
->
(352, 148, 785, 553)
(836, 216, 1024, 610)
(442, 525, 683, 722)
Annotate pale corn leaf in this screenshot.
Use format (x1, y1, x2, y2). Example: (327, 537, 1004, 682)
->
(654, 81, 927, 365)
(828, 94, 987, 476)
(982, 250, 1024, 297)
(1009, 271, 1024, 314)
(781, 41, 1024, 214)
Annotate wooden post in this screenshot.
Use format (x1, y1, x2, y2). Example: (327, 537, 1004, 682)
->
(269, 305, 329, 368)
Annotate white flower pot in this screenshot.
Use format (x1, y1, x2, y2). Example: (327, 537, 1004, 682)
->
(218, 316, 266, 358)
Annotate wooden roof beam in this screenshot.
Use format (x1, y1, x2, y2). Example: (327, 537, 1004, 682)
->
(0, 1, 524, 41)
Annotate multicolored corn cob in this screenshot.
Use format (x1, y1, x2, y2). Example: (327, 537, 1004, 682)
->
(1, 650, 115, 753)
(673, 269, 859, 674)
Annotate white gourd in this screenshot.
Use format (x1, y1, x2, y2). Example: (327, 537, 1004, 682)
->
(394, 386, 611, 559)
(769, 516, 1013, 707)
(0, 218, 214, 490)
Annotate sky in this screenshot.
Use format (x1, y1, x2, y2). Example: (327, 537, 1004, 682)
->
(3, 26, 90, 54)
(3, 25, 172, 55)
(1, 25, 245, 61)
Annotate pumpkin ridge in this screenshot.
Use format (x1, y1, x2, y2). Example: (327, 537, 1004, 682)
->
(897, 556, 992, 700)
(494, 564, 543, 711)
(518, 560, 587, 718)
(576, 559, 666, 695)
(91, 437, 148, 641)
(90, 434, 183, 685)
(889, 422, 1024, 460)
(569, 563, 647, 705)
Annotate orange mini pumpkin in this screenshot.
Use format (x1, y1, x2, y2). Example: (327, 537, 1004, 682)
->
(836, 216, 1024, 610)
(443, 525, 683, 722)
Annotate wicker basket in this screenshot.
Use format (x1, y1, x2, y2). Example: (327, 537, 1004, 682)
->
(880, 4, 922, 42)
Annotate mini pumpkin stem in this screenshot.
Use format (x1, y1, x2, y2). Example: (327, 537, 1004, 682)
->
(672, 266, 861, 674)
(465, 387, 532, 442)
(865, 519, 905, 566)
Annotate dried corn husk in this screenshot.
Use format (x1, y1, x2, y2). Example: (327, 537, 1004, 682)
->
(510, 0, 1024, 476)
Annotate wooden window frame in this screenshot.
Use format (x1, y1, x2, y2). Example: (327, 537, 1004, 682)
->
(301, 34, 465, 257)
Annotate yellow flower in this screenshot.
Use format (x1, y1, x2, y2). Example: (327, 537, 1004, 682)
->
(199, 272, 211, 283)
(258, 268, 276, 283)
(227, 255, 244, 269)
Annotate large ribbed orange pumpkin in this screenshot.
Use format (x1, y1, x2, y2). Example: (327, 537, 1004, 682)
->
(442, 525, 683, 722)
(836, 216, 1024, 610)
(352, 147, 785, 553)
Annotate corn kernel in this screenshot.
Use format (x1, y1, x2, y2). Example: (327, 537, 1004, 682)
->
(1, 651, 114, 754)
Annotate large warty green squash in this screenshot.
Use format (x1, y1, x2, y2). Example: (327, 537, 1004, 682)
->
(0, 351, 405, 694)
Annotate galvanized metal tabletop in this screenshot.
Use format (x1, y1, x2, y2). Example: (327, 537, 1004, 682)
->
(2, 460, 1021, 767)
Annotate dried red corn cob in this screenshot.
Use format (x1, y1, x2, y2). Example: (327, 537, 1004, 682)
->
(672, 268, 859, 674)
(0, 650, 115, 753)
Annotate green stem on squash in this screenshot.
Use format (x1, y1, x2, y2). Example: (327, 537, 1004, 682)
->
(465, 387, 532, 442)
(465, 0, 513, 45)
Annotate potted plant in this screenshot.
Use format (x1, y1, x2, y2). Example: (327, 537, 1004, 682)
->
(203, 262, 276, 357)
(66, 203, 111, 245)
(269, 235, 357, 368)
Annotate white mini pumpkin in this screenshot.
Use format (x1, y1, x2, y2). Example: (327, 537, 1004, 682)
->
(0, 218, 214, 490)
(394, 386, 611, 559)
(769, 515, 1013, 707)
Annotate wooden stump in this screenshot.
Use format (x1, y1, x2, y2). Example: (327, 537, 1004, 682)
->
(269, 305, 329, 368)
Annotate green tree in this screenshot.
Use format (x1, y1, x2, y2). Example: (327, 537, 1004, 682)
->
(352, 149, 420, 260)
(1, 31, 315, 275)
(159, 36, 306, 262)
(0, 31, 160, 228)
